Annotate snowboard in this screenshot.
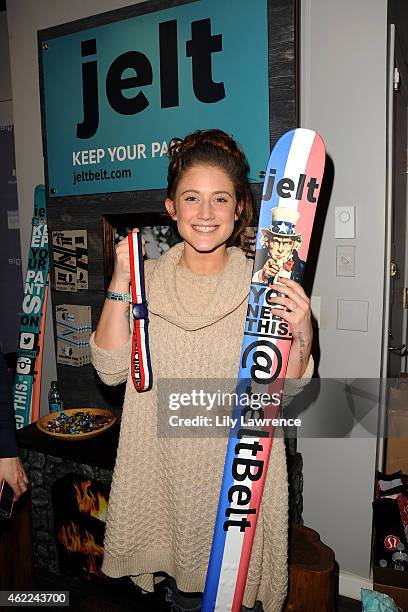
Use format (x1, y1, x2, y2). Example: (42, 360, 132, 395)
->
(202, 128, 326, 611)
(13, 185, 49, 428)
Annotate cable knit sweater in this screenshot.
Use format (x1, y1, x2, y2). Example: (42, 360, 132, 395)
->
(90, 242, 313, 612)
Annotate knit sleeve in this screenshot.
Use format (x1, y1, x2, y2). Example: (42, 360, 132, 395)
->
(89, 333, 131, 386)
(281, 354, 314, 406)
(144, 257, 157, 294)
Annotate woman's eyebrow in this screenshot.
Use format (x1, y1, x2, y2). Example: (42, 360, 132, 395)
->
(213, 190, 233, 197)
(180, 189, 200, 195)
(179, 189, 233, 197)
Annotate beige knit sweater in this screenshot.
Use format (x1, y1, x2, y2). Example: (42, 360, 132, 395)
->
(90, 242, 313, 612)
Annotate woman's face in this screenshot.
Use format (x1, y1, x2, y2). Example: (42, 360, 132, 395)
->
(165, 164, 242, 255)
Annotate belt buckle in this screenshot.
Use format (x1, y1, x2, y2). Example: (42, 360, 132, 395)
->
(132, 302, 148, 320)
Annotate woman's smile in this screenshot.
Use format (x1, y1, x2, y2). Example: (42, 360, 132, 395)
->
(191, 224, 219, 233)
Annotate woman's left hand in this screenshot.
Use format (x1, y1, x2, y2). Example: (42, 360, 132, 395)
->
(269, 277, 312, 378)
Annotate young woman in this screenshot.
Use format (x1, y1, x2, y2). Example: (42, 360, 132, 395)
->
(91, 130, 313, 612)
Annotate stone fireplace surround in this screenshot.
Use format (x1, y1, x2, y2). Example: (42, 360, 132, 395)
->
(17, 423, 303, 578)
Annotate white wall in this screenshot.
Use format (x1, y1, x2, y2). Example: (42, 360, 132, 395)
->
(7, 0, 390, 593)
(6, 0, 147, 413)
(299, 0, 388, 585)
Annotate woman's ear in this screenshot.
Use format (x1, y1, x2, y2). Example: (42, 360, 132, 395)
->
(235, 201, 244, 221)
(165, 198, 177, 220)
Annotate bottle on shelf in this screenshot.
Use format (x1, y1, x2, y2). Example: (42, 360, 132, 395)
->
(48, 380, 64, 414)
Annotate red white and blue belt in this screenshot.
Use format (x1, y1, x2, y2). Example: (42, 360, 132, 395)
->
(128, 231, 152, 392)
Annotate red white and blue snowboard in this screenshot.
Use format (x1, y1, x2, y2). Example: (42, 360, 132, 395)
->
(202, 128, 326, 611)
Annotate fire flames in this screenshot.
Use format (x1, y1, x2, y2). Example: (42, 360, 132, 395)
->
(56, 480, 109, 579)
(58, 521, 104, 576)
(74, 480, 108, 522)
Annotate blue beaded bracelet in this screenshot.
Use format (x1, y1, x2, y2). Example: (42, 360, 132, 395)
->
(106, 290, 132, 302)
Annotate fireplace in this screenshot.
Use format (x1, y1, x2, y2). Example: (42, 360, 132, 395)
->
(18, 421, 303, 582)
(18, 423, 116, 577)
(53, 474, 109, 582)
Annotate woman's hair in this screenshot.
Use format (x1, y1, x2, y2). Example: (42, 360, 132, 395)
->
(167, 129, 254, 245)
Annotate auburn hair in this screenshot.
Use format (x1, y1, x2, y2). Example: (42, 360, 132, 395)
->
(166, 129, 254, 245)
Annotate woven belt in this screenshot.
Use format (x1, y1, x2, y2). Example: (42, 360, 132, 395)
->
(128, 231, 152, 392)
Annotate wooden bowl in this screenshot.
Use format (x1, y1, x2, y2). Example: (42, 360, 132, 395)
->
(36, 408, 116, 441)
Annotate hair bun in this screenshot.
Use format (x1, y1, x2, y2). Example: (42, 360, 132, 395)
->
(167, 137, 183, 161)
(167, 130, 247, 171)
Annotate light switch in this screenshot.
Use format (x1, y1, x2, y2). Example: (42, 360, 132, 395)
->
(336, 246, 355, 276)
(335, 206, 355, 238)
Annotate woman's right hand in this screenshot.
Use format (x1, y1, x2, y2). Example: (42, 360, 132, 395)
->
(110, 228, 146, 288)
(95, 229, 146, 350)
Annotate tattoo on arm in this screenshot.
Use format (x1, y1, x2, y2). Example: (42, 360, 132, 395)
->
(124, 305, 130, 322)
(296, 331, 305, 368)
